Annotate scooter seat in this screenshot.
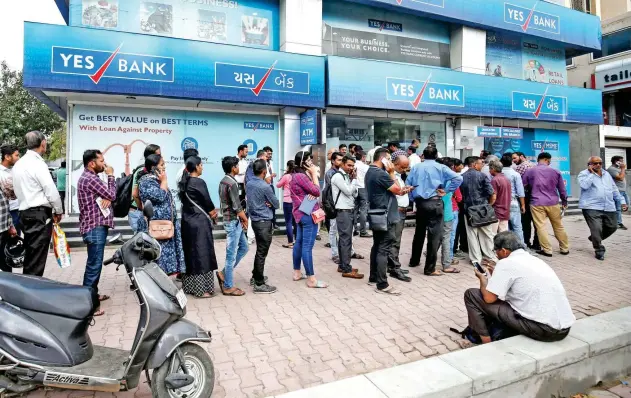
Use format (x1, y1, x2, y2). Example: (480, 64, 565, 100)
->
(0, 272, 98, 320)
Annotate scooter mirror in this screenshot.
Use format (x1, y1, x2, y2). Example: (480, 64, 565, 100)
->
(143, 201, 154, 220)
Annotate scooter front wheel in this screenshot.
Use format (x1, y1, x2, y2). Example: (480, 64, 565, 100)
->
(151, 343, 215, 398)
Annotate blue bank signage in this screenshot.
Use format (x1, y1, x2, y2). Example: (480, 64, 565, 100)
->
(349, 0, 601, 51)
(243, 121, 275, 130)
(477, 126, 524, 139)
(300, 109, 321, 146)
(23, 22, 325, 108)
(327, 56, 603, 124)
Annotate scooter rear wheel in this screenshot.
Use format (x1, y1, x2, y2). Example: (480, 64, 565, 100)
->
(151, 343, 215, 398)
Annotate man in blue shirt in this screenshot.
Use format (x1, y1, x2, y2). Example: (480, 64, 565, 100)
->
(578, 156, 628, 261)
(406, 146, 462, 276)
(501, 153, 526, 244)
(246, 159, 279, 293)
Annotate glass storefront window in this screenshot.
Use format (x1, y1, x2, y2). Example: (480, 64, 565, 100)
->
(325, 115, 446, 155)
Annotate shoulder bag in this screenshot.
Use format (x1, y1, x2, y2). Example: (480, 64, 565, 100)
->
(186, 192, 214, 225)
(367, 196, 392, 232)
(466, 204, 498, 228)
(149, 194, 175, 240)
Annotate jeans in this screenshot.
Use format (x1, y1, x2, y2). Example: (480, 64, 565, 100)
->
(354, 188, 368, 234)
(583, 209, 618, 257)
(128, 209, 142, 233)
(224, 220, 250, 289)
(252, 220, 273, 286)
(616, 191, 630, 224)
(409, 198, 444, 275)
(336, 210, 354, 273)
(328, 219, 338, 258)
(82, 226, 109, 296)
(10, 210, 21, 236)
(388, 214, 406, 271)
(450, 209, 459, 255)
(370, 228, 394, 290)
(283, 202, 295, 244)
(508, 202, 524, 244)
(294, 215, 318, 276)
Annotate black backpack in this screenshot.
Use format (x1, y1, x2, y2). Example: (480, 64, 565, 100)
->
(322, 172, 343, 219)
(112, 166, 143, 218)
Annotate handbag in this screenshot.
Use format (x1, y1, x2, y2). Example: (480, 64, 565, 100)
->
(149, 195, 175, 240)
(311, 208, 326, 224)
(367, 197, 392, 232)
(185, 192, 214, 225)
(466, 204, 498, 228)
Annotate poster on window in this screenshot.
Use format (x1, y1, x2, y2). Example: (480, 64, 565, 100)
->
(72, 0, 279, 50)
(486, 31, 567, 85)
(69, 105, 279, 212)
(321, 0, 450, 67)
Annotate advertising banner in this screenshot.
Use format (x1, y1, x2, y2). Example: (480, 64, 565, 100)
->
(327, 56, 603, 125)
(69, 0, 279, 50)
(23, 23, 325, 109)
(484, 128, 571, 195)
(322, 0, 450, 67)
(300, 109, 321, 146)
(486, 31, 567, 85)
(477, 126, 524, 139)
(69, 105, 279, 212)
(340, 0, 601, 52)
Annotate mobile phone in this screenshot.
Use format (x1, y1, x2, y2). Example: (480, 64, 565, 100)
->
(473, 262, 487, 276)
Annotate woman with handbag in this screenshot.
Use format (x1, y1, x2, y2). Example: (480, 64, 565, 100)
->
(137, 154, 186, 276)
(179, 155, 219, 298)
(290, 151, 328, 288)
(276, 160, 297, 249)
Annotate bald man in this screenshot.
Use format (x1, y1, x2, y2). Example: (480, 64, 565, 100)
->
(578, 156, 628, 260)
(388, 154, 412, 282)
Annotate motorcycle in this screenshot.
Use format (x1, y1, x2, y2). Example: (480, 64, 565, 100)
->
(0, 202, 215, 397)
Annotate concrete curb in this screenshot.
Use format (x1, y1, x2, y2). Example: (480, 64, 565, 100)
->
(267, 306, 631, 398)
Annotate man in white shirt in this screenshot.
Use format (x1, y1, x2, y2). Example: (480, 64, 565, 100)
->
(465, 231, 574, 343)
(388, 154, 412, 282)
(353, 150, 371, 238)
(331, 155, 363, 279)
(236, 144, 249, 208)
(407, 146, 421, 169)
(13, 131, 63, 276)
(0, 144, 21, 234)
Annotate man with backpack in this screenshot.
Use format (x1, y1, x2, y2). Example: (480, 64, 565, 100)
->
(331, 155, 363, 279)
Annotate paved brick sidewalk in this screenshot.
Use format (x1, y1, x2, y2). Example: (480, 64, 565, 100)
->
(19, 215, 631, 397)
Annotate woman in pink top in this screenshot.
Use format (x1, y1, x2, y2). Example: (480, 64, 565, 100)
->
(276, 160, 296, 248)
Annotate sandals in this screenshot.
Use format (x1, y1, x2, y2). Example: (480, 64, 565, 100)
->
(293, 273, 307, 281)
(307, 280, 328, 289)
(282, 243, 294, 249)
(425, 271, 444, 276)
(376, 286, 401, 295)
(223, 288, 246, 296)
(93, 308, 105, 316)
(216, 271, 226, 294)
(443, 267, 461, 274)
(98, 295, 110, 302)
(195, 292, 215, 299)
(351, 253, 364, 260)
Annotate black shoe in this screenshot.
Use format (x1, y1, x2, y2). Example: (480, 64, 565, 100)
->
(389, 270, 412, 282)
(315, 235, 322, 241)
(560, 251, 570, 255)
(595, 253, 605, 261)
(324, 242, 331, 248)
(588, 236, 593, 242)
(536, 250, 552, 257)
(250, 276, 268, 286)
(408, 263, 420, 268)
(360, 232, 372, 238)
(388, 268, 410, 275)
(353, 231, 360, 237)
(619, 224, 628, 230)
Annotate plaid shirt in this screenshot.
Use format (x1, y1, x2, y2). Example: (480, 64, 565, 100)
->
(219, 175, 243, 223)
(513, 160, 535, 176)
(0, 190, 13, 233)
(77, 169, 116, 235)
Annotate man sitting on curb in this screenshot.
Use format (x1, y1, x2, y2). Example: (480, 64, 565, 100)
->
(464, 231, 575, 343)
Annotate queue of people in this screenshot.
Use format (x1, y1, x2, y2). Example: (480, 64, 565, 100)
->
(0, 130, 628, 346)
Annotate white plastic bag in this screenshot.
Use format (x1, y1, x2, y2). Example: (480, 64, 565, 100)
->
(53, 223, 71, 268)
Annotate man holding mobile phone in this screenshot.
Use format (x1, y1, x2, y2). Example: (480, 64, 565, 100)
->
(607, 156, 628, 230)
(579, 156, 627, 261)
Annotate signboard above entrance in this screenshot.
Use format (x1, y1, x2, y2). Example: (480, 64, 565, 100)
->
(344, 0, 601, 52)
(477, 126, 524, 139)
(23, 22, 325, 109)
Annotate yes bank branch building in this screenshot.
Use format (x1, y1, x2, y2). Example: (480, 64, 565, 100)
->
(25, 0, 603, 211)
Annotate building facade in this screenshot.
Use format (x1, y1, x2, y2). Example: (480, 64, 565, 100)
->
(24, 0, 603, 211)
(567, 0, 631, 196)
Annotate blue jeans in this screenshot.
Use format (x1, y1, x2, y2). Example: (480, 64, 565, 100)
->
(616, 191, 630, 224)
(283, 202, 295, 244)
(10, 210, 21, 236)
(293, 215, 318, 276)
(82, 226, 108, 295)
(509, 201, 525, 244)
(224, 220, 249, 288)
(128, 209, 142, 233)
(450, 209, 459, 255)
(329, 219, 338, 258)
